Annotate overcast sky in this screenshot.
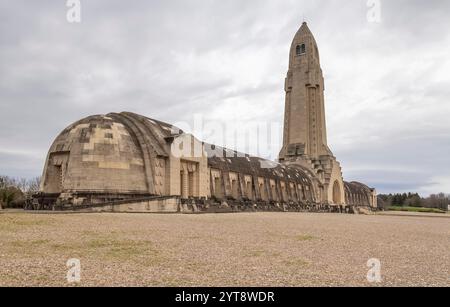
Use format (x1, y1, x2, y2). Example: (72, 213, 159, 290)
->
(1, 0, 449, 195)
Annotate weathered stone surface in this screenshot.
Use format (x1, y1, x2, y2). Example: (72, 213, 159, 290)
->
(278, 22, 376, 209)
(33, 22, 376, 213)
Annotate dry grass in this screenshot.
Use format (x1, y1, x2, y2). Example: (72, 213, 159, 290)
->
(0, 212, 448, 287)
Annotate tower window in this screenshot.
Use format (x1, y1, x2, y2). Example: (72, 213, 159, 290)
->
(296, 44, 306, 56)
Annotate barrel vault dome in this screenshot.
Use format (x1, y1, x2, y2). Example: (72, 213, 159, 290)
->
(41, 114, 149, 195)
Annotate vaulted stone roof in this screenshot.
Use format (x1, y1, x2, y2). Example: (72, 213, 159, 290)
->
(206, 144, 313, 186)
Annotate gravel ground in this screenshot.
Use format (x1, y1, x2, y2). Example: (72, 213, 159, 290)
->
(0, 212, 448, 287)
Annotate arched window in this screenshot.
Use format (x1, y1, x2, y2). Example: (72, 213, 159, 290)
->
(296, 44, 306, 56)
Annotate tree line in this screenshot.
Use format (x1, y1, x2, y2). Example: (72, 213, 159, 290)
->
(0, 176, 40, 209)
(378, 192, 449, 211)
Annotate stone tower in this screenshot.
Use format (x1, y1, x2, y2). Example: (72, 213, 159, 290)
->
(279, 22, 346, 205)
(279, 22, 330, 160)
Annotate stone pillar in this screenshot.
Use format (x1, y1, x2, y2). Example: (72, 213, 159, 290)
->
(237, 173, 245, 200)
(266, 178, 274, 201)
(275, 181, 282, 202)
(253, 176, 261, 200)
(278, 181, 285, 202)
(181, 170, 189, 199)
(209, 170, 214, 199)
(193, 168, 200, 197)
(294, 184, 301, 202)
(222, 171, 231, 199)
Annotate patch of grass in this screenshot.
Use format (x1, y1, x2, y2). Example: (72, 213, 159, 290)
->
(1, 231, 161, 269)
(8, 239, 50, 249)
(162, 276, 187, 287)
(33, 274, 56, 285)
(2, 239, 52, 256)
(1, 272, 22, 284)
(56, 235, 161, 265)
(185, 235, 203, 240)
(294, 235, 314, 241)
(264, 232, 315, 242)
(81, 230, 100, 237)
(10, 216, 54, 226)
(0, 215, 56, 232)
(245, 250, 266, 257)
(104, 240, 156, 260)
(50, 243, 76, 252)
(2, 229, 162, 266)
(388, 206, 446, 214)
(282, 259, 309, 268)
(243, 249, 281, 258)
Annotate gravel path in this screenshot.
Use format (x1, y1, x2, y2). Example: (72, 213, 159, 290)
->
(0, 212, 448, 287)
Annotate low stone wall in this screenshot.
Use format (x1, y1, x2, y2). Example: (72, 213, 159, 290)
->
(41, 196, 374, 215)
(82, 197, 180, 213)
(178, 200, 356, 214)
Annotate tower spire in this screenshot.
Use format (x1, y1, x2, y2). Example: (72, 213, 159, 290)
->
(279, 22, 347, 206)
(280, 22, 328, 161)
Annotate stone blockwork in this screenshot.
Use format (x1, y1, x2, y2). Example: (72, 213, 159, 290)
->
(32, 22, 377, 213)
(278, 22, 376, 209)
(34, 111, 324, 212)
(36, 112, 211, 210)
(344, 181, 377, 208)
(32, 110, 374, 213)
(40, 115, 148, 196)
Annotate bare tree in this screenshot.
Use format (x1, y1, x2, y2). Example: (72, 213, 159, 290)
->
(26, 177, 41, 194)
(18, 178, 28, 192)
(0, 175, 41, 209)
(425, 193, 449, 210)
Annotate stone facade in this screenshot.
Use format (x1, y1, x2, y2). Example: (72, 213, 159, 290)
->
(279, 22, 346, 207)
(278, 22, 376, 209)
(32, 22, 376, 213)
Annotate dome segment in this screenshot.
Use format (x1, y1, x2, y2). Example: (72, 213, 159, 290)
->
(40, 114, 148, 196)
